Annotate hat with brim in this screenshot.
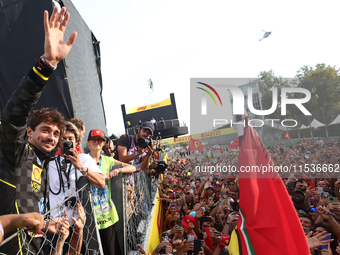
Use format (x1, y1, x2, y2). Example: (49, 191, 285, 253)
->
(207, 185, 214, 190)
(141, 121, 154, 135)
(87, 129, 106, 141)
(182, 215, 196, 229)
(294, 189, 305, 196)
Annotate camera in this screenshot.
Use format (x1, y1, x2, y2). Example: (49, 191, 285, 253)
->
(63, 141, 73, 163)
(155, 161, 168, 173)
(136, 137, 152, 149)
(65, 196, 78, 208)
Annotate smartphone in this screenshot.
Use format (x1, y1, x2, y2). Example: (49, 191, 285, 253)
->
(303, 227, 310, 234)
(194, 239, 203, 255)
(176, 221, 182, 227)
(307, 182, 315, 190)
(318, 235, 331, 250)
(321, 192, 329, 199)
(317, 187, 323, 193)
(330, 197, 338, 203)
(219, 200, 224, 206)
(287, 182, 296, 189)
(63, 141, 73, 163)
(188, 234, 195, 241)
(161, 232, 169, 242)
(201, 216, 212, 223)
(289, 173, 294, 178)
(182, 193, 186, 199)
(201, 207, 205, 212)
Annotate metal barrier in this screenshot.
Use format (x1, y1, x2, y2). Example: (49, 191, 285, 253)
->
(123, 171, 157, 255)
(1, 180, 102, 255)
(0, 173, 157, 255)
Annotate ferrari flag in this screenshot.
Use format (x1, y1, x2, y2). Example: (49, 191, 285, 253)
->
(285, 131, 291, 140)
(228, 138, 240, 149)
(189, 139, 204, 151)
(228, 117, 309, 255)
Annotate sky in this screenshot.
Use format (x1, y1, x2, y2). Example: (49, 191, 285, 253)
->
(70, 0, 340, 137)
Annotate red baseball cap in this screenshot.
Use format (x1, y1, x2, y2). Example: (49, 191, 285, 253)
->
(182, 215, 196, 229)
(87, 129, 106, 141)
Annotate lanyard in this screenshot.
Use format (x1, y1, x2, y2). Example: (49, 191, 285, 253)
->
(89, 153, 101, 170)
(98, 156, 102, 170)
(57, 155, 72, 190)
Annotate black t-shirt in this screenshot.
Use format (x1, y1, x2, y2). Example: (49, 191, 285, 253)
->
(116, 134, 135, 160)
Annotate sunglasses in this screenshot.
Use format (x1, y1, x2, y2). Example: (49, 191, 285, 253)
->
(308, 207, 317, 212)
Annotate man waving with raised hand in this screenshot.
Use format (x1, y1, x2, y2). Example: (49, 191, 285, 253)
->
(0, 6, 76, 254)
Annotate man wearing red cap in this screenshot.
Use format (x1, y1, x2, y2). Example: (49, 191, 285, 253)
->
(87, 129, 136, 255)
(214, 181, 223, 197)
(182, 215, 197, 237)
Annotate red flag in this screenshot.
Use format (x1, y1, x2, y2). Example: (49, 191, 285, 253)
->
(189, 139, 204, 151)
(285, 131, 291, 140)
(231, 117, 309, 254)
(228, 138, 240, 149)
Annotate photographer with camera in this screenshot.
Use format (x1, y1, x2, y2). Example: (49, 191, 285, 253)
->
(48, 122, 105, 253)
(116, 121, 154, 172)
(116, 122, 155, 218)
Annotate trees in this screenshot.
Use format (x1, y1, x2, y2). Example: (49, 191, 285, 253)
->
(295, 64, 340, 123)
(257, 64, 340, 124)
(257, 70, 292, 119)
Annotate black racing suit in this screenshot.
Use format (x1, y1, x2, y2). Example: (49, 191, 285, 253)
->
(0, 63, 55, 254)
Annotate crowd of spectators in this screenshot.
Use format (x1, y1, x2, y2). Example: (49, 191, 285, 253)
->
(142, 136, 340, 255)
(2, 5, 340, 255)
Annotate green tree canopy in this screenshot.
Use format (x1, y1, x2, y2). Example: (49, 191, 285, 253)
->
(295, 63, 340, 124)
(257, 70, 292, 119)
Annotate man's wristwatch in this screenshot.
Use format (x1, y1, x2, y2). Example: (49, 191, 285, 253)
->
(79, 166, 88, 176)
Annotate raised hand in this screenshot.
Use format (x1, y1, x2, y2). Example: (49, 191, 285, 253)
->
(44, 6, 77, 66)
(306, 231, 331, 249)
(71, 200, 86, 232)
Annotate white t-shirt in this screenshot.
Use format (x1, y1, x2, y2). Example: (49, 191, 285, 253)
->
(48, 154, 103, 223)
